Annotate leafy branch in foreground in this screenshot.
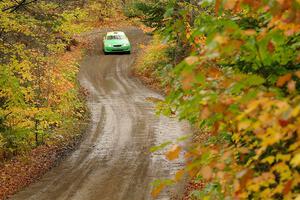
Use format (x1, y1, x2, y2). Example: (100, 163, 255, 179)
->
(133, 0, 300, 199)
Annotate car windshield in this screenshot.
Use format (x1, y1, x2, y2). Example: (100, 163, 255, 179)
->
(106, 35, 125, 40)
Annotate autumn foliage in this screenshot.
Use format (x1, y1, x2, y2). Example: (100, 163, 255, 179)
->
(0, 0, 124, 162)
(132, 0, 300, 199)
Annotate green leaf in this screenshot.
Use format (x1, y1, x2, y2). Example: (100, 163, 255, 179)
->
(150, 141, 172, 152)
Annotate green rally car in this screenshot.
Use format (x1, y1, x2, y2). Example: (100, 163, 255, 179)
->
(103, 31, 131, 54)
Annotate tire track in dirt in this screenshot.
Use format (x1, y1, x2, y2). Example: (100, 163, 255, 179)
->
(12, 27, 189, 200)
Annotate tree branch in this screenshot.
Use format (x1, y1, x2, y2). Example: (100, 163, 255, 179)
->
(2, 0, 38, 13)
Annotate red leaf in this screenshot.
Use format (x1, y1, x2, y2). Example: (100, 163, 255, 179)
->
(279, 119, 289, 127)
(267, 41, 275, 53)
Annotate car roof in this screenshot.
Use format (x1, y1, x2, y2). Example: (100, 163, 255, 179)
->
(106, 31, 126, 36)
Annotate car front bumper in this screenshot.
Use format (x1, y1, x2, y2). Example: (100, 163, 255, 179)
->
(104, 46, 131, 53)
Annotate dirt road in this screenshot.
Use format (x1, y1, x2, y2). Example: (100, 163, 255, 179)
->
(12, 27, 189, 200)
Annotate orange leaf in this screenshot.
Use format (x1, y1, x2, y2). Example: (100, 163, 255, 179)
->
(295, 71, 300, 79)
(181, 71, 195, 90)
(277, 73, 292, 87)
(211, 122, 220, 135)
(188, 169, 198, 178)
(287, 80, 296, 92)
(238, 169, 253, 190)
(151, 184, 165, 198)
(200, 106, 211, 120)
(200, 166, 213, 180)
(215, 0, 221, 15)
(244, 29, 257, 36)
(165, 145, 182, 161)
(283, 180, 293, 195)
(215, 162, 226, 170)
(175, 170, 185, 182)
(207, 67, 222, 78)
(224, 0, 238, 10)
(213, 103, 226, 113)
(242, 0, 261, 9)
(216, 171, 225, 179)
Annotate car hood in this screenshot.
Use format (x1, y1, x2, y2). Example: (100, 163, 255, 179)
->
(104, 39, 129, 45)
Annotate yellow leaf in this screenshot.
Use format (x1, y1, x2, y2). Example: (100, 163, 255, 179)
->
(276, 154, 291, 162)
(290, 153, 300, 167)
(165, 145, 181, 161)
(238, 120, 252, 131)
(248, 182, 260, 192)
(261, 188, 272, 199)
(289, 141, 300, 151)
(260, 127, 282, 147)
(262, 156, 275, 164)
(272, 162, 291, 181)
(291, 105, 300, 117)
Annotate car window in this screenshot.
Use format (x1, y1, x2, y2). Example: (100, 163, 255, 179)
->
(106, 35, 125, 40)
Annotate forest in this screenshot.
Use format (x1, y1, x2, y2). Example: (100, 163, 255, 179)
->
(0, 0, 122, 160)
(1, 0, 300, 199)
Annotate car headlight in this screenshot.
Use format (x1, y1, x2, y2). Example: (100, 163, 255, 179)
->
(123, 43, 130, 46)
(108, 44, 113, 47)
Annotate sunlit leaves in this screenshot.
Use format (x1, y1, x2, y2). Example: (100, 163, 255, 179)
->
(0, 0, 92, 159)
(291, 153, 300, 167)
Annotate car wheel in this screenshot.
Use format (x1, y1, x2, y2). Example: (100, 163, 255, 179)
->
(104, 51, 108, 55)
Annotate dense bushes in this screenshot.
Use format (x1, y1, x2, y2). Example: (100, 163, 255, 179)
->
(133, 35, 174, 91)
(132, 0, 300, 199)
